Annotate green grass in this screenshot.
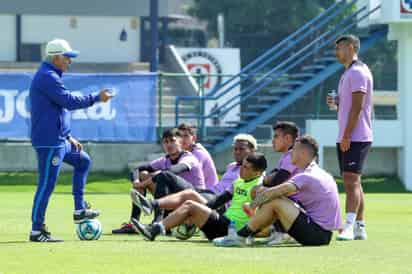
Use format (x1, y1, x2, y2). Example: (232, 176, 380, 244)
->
(0, 174, 411, 273)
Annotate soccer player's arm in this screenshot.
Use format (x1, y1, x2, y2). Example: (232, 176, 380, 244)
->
(263, 169, 291, 187)
(206, 191, 233, 209)
(42, 73, 100, 110)
(250, 181, 297, 208)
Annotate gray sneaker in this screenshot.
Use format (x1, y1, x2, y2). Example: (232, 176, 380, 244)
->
(130, 189, 153, 215)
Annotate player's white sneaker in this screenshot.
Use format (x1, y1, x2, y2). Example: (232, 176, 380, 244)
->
(213, 234, 247, 247)
(354, 223, 367, 240)
(266, 231, 295, 246)
(336, 224, 354, 241)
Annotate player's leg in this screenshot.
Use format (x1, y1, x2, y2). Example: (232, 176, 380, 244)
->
(132, 200, 212, 241)
(214, 197, 299, 247)
(150, 171, 195, 222)
(337, 142, 370, 241)
(30, 147, 65, 242)
(63, 142, 99, 223)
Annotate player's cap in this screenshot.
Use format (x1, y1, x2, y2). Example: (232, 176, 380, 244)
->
(46, 39, 79, 58)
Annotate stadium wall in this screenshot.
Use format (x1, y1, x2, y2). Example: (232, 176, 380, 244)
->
(0, 141, 398, 176)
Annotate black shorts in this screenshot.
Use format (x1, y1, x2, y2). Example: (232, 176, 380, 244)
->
(336, 142, 371, 174)
(200, 211, 231, 241)
(288, 211, 332, 246)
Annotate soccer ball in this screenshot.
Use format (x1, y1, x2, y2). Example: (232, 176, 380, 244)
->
(76, 219, 102, 240)
(172, 224, 197, 240)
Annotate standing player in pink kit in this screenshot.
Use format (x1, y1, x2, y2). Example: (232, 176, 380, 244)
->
(327, 35, 373, 241)
(177, 123, 219, 190)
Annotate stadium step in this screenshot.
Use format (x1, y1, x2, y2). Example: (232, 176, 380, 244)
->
(287, 73, 316, 79)
(301, 64, 326, 72)
(314, 57, 337, 63)
(279, 80, 305, 87)
(247, 104, 273, 109)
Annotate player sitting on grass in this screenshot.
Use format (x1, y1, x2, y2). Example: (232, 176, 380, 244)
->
(250, 121, 302, 245)
(214, 135, 342, 247)
(132, 153, 267, 242)
(112, 128, 205, 234)
(178, 123, 219, 189)
(130, 134, 257, 225)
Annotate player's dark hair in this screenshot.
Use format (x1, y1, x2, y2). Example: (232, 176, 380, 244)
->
(273, 121, 299, 140)
(245, 153, 267, 172)
(296, 135, 319, 160)
(335, 34, 360, 53)
(177, 123, 197, 136)
(162, 128, 181, 140)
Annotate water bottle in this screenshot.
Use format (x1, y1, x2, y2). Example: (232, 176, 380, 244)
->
(228, 220, 237, 238)
(328, 90, 338, 111)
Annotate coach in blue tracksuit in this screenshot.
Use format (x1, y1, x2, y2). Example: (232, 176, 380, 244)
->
(29, 39, 114, 242)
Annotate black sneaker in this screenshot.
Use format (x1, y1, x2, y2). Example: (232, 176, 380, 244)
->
(112, 222, 139, 234)
(130, 189, 153, 215)
(29, 226, 63, 242)
(131, 218, 161, 241)
(73, 208, 100, 224)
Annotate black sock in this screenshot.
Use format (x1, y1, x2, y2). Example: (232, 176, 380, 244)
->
(131, 204, 141, 221)
(151, 223, 162, 237)
(237, 225, 259, 237)
(152, 206, 164, 223)
(151, 200, 160, 210)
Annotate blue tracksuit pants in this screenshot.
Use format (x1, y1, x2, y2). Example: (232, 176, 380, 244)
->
(31, 141, 91, 231)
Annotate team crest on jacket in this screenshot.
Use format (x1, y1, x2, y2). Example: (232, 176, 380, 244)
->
(52, 156, 60, 166)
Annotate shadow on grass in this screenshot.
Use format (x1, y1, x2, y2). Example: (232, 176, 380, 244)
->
(335, 176, 409, 193)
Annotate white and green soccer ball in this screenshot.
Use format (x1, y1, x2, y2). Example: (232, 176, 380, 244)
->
(172, 224, 197, 240)
(76, 219, 102, 241)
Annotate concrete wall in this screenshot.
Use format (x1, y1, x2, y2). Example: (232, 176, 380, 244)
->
(0, 141, 399, 176)
(0, 142, 161, 172)
(0, 15, 141, 62)
(21, 15, 140, 63)
(211, 144, 398, 176)
(0, 15, 16, 61)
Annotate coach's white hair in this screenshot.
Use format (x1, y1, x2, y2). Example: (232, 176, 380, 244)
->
(233, 134, 258, 150)
(45, 55, 57, 63)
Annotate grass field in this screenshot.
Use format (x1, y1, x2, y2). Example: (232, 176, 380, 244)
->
(0, 173, 411, 274)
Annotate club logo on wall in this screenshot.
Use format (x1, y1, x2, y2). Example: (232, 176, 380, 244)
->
(182, 51, 223, 92)
(401, 0, 412, 13)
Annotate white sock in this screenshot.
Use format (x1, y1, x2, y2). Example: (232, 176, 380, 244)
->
(74, 209, 84, 214)
(356, 220, 365, 226)
(345, 212, 357, 226)
(31, 230, 41, 235)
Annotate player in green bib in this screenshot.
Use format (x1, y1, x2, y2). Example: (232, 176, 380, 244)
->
(132, 153, 267, 241)
(225, 176, 261, 230)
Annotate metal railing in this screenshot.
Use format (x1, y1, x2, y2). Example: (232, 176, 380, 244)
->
(173, 0, 382, 142)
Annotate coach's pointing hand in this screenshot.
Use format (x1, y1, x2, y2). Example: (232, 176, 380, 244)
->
(99, 89, 115, 102)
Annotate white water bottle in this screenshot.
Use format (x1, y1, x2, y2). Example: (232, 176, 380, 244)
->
(328, 90, 338, 111)
(228, 220, 237, 238)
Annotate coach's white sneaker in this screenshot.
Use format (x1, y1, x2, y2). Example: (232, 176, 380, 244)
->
(336, 224, 354, 241)
(354, 223, 367, 240)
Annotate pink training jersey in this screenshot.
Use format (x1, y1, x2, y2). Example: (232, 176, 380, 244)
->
(291, 162, 342, 231)
(337, 61, 373, 143)
(150, 151, 206, 189)
(191, 143, 219, 190)
(210, 162, 240, 194)
(277, 150, 301, 177)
